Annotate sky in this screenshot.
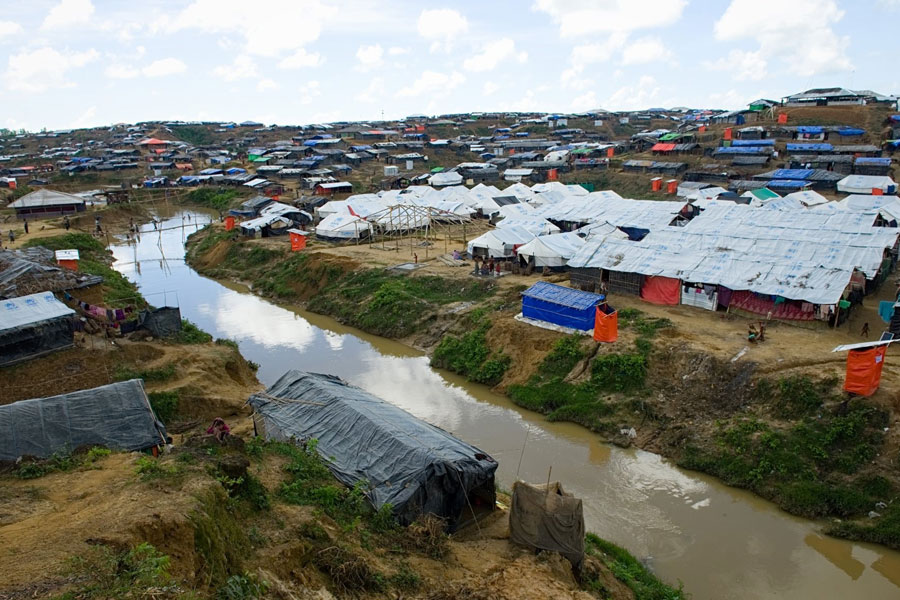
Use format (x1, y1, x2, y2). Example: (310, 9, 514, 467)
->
(0, 0, 896, 131)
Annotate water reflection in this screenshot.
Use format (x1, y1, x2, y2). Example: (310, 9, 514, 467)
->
(110, 211, 900, 600)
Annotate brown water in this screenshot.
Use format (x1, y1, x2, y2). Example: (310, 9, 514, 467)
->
(112, 210, 900, 599)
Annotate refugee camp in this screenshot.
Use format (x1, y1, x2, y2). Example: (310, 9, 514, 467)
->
(4, 2, 900, 600)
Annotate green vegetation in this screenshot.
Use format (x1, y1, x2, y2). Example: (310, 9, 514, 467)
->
(176, 319, 213, 344)
(148, 390, 179, 424)
(171, 125, 216, 146)
(25, 233, 144, 307)
(16, 450, 82, 479)
(56, 542, 185, 600)
(583, 534, 685, 600)
(185, 188, 239, 212)
(134, 455, 181, 480)
(678, 380, 898, 548)
(431, 311, 510, 385)
(215, 573, 267, 600)
(189, 488, 249, 585)
(114, 362, 177, 383)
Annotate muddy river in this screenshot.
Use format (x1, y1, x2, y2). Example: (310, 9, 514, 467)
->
(111, 210, 900, 599)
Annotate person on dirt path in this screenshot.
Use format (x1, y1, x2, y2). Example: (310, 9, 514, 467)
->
(206, 417, 231, 443)
(8, 229, 14, 244)
(95, 215, 102, 234)
(861, 322, 870, 338)
(63, 215, 70, 231)
(23, 219, 28, 235)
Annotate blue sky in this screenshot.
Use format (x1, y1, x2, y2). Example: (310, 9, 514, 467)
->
(0, 0, 896, 130)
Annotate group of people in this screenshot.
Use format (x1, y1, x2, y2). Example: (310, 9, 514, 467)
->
(748, 322, 767, 343)
(472, 256, 502, 277)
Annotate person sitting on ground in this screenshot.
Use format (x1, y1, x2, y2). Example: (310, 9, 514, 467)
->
(748, 324, 758, 343)
(206, 417, 231, 442)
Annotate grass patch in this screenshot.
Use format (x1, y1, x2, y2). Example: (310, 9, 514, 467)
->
(678, 391, 896, 546)
(189, 487, 249, 585)
(15, 449, 84, 479)
(134, 455, 181, 480)
(431, 312, 510, 385)
(185, 187, 239, 212)
(584, 534, 685, 600)
(176, 319, 213, 344)
(114, 363, 177, 383)
(57, 542, 184, 599)
(148, 390, 179, 424)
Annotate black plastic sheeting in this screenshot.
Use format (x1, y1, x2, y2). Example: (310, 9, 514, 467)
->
(138, 307, 182, 338)
(0, 315, 74, 367)
(249, 371, 497, 530)
(0, 379, 168, 461)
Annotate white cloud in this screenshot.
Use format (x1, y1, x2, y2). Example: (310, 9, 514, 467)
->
(396, 70, 464, 97)
(388, 46, 409, 56)
(356, 77, 385, 103)
(463, 38, 527, 72)
(41, 0, 95, 30)
(213, 56, 258, 81)
(71, 105, 97, 129)
(621, 36, 673, 65)
(0, 21, 22, 38)
(560, 33, 628, 88)
(533, 0, 687, 37)
(703, 49, 767, 81)
(714, 0, 851, 77)
(105, 64, 139, 79)
(142, 58, 187, 78)
(278, 48, 323, 69)
(299, 80, 321, 105)
(483, 81, 500, 96)
(165, 0, 336, 57)
(570, 91, 598, 112)
(417, 9, 469, 52)
(256, 78, 279, 92)
(356, 44, 384, 69)
(605, 75, 663, 111)
(6, 47, 99, 92)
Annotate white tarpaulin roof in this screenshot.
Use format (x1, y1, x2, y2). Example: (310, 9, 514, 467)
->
(467, 225, 535, 257)
(516, 232, 585, 261)
(496, 217, 560, 236)
(837, 175, 897, 194)
(0, 291, 74, 331)
(315, 213, 373, 239)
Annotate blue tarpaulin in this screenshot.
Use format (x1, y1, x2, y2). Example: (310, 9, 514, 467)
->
(732, 139, 775, 146)
(796, 126, 824, 134)
(879, 301, 897, 323)
(767, 179, 810, 189)
(521, 281, 606, 331)
(891, 115, 900, 123)
(772, 169, 814, 180)
(855, 157, 891, 166)
(837, 128, 865, 136)
(786, 143, 833, 152)
(714, 146, 769, 154)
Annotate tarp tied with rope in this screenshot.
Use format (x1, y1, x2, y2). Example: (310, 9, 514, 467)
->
(248, 371, 497, 531)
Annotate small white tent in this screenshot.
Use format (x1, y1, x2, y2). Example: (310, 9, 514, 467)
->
(467, 225, 535, 259)
(315, 213, 373, 240)
(837, 175, 898, 195)
(515, 232, 586, 267)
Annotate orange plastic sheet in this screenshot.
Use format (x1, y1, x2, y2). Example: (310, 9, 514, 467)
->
(593, 306, 618, 343)
(843, 346, 887, 396)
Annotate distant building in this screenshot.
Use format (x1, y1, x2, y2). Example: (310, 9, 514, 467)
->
(8, 189, 86, 219)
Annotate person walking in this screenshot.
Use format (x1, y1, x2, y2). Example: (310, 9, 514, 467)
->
(23, 219, 28, 234)
(8, 229, 14, 244)
(63, 215, 70, 231)
(861, 322, 870, 338)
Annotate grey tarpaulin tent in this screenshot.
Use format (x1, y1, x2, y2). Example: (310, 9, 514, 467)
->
(138, 307, 182, 338)
(509, 481, 585, 567)
(248, 371, 497, 531)
(0, 379, 168, 461)
(0, 290, 75, 367)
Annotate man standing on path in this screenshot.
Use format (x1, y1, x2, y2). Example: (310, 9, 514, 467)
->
(63, 215, 70, 231)
(23, 219, 28, 235)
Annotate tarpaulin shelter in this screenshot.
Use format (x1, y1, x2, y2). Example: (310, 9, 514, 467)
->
(0, 291, 74, 366)
(138, 307, 182, 338)
(833, 340, 893, 396)
(593, 304, 617, 342)
(248, 371, 497, 531)
(521, 281, 606, 331)
(0, 379, 168, 461)
(640, 275, 681, 305)
(509, 481, 585, 568)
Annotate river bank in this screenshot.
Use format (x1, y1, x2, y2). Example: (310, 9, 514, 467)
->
(183, 217, 900, 553)
(0, 209, 682, 599)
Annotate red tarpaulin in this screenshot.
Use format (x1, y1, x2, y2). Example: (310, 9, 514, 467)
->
(593, 306, 618, 343)
(843, 346, 887, 396)
(652, 143, 676, 152)
(290, 231, 307, 251)
(640, 276, 680, 305)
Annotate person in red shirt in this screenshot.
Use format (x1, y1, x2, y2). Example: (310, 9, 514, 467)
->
(206, 417, 231, 442)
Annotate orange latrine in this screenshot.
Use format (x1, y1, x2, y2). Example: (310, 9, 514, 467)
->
(833, 340, 893, 397)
